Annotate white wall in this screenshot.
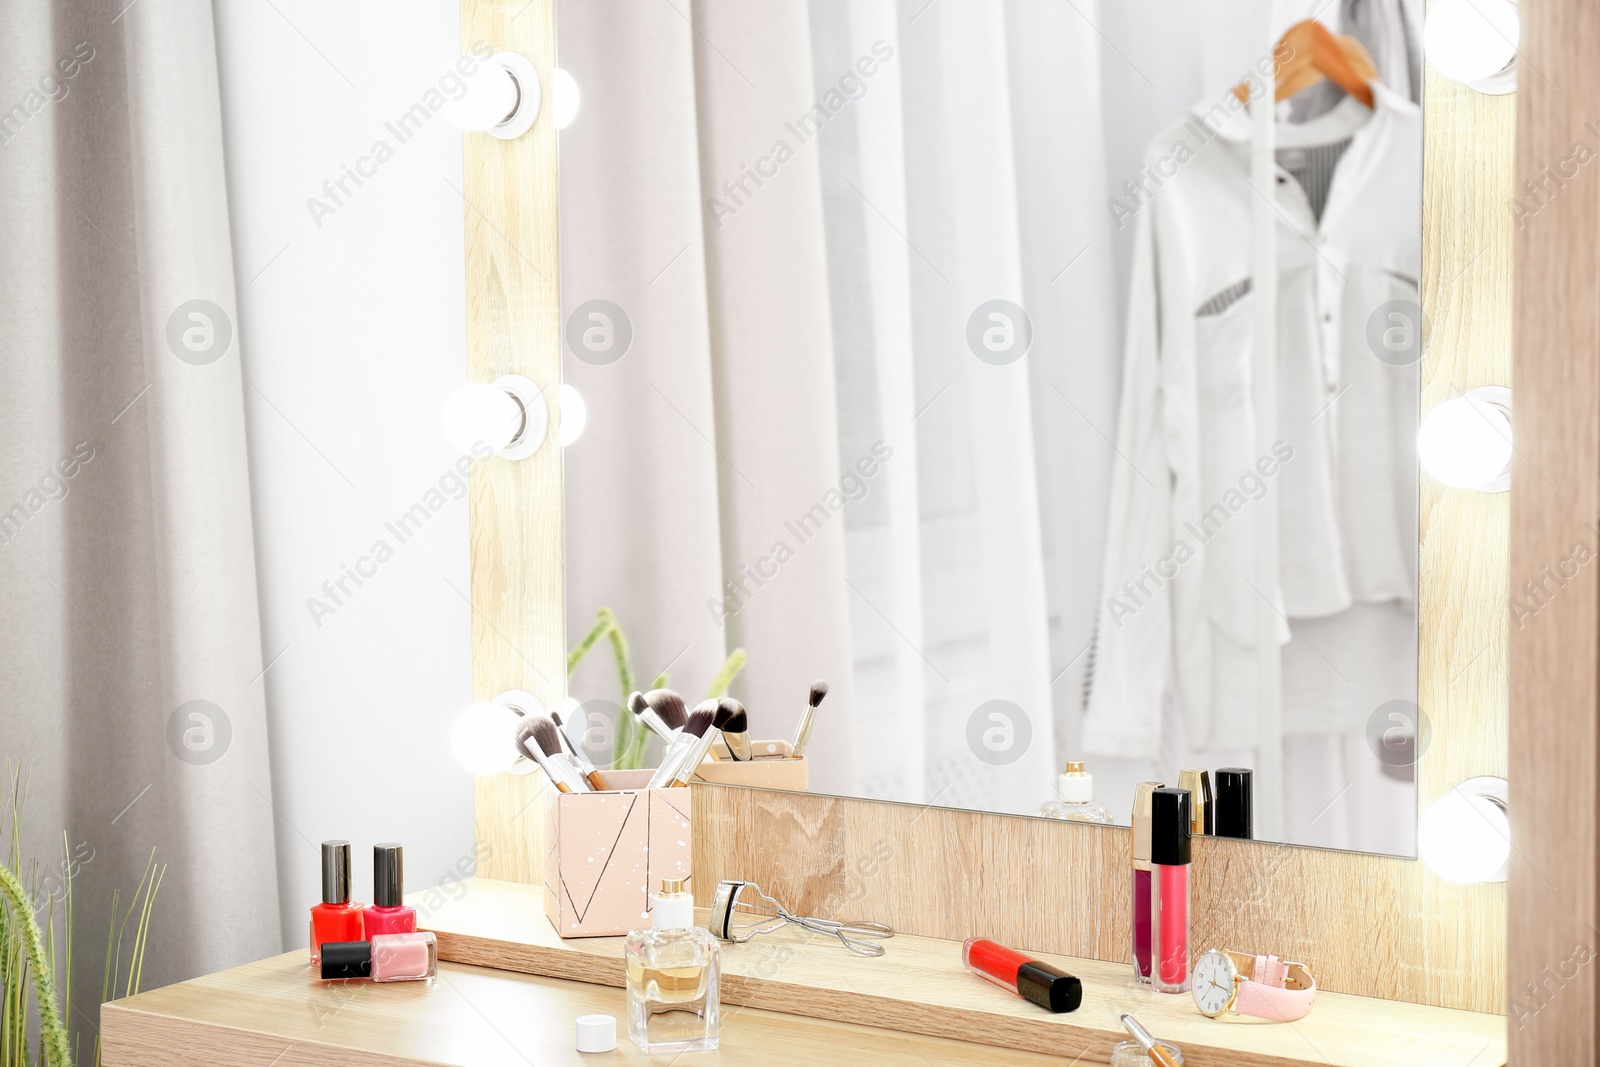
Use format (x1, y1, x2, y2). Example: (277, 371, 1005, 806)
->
(213, 0, 476, 948)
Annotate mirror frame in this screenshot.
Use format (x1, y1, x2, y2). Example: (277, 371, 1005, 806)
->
(462, 0, 1507, 1013)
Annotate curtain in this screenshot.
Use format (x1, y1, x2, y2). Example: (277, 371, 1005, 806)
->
(0, 0, 279, 1021)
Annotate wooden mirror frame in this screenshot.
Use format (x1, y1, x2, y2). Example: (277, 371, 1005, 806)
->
(460, 0, 1510, 1014)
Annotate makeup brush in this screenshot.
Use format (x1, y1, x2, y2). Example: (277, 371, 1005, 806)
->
(647, 703, 718, 789)
(790, 679, 829, 758)
(668, 705, 726, 788)
(549, 706, 612, 791)
(714, 697, 752, 761)
(1120, 1014, 1181, 1067)
(516, 712, 588, 793)
(644, 688, 689, 732)
(628, 690, 679, 744)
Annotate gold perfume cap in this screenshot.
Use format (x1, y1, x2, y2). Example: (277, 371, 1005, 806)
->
(1131, 781, 1163, 868)
(1064, 761, 1086, 775)
(1179, 768, 1213, 836)
(661, 877, 687, 895)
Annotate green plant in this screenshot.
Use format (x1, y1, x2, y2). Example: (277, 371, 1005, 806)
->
(567, 608, 747, 770)
(1, 764, 164, 1067)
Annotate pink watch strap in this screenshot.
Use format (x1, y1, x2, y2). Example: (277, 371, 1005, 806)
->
(1233, 955, 1316, 1021)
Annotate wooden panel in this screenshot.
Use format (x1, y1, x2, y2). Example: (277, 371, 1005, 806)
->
(418, 877, 1505, 1067)
(101, 952, 1067, 1067)
(1510, 0, 1600, 1062)
(467, 0, 1513, 1022)
(459, 0, 565, 883)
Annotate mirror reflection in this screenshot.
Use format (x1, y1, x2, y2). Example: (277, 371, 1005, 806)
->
(558, 0, 1423, 856)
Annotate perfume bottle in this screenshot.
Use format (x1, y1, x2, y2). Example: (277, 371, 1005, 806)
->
(625, 878, 720, 1054)
(363, 843, 416, 937)
(309, 840, 365, 966)
(1039, 761, 1115, 823)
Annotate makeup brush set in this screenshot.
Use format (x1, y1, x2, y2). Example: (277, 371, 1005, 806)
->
(515, 680, 829, 793)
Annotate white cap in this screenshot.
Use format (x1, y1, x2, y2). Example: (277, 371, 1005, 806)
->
(575, 1014, 616, 1053)
(1057, 761, 1093, 803)
(653, 877, 695, 930)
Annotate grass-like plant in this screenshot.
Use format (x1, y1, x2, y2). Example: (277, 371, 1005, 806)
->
(1, 763, 164, 1067)
(568, 608, 747, 769)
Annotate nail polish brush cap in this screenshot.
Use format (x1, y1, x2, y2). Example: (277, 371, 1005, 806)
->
(1150, 788, 1192, 866)
(321, 840, 352, 905)
(1131, 781, 1163, 870)
(373, 843, 404, 907)
(1215, 768, 1254, 839)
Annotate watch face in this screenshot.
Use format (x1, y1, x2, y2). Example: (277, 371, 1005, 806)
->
(1191, 950, 1237, 1017)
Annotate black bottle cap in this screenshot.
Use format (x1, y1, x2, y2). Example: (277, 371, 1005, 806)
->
(321, 840, 351, 905)
(374, 843, 404, 907)
(320, 940, 373, 980)
(1215, 768, 1254, 839)
(1016, 960, 1083, 1013)
(1150, 788, 1192, 866)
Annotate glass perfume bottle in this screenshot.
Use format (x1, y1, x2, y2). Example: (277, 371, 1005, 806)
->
(625, 878, 720, 1054)
(1040, 761, 1115, 823)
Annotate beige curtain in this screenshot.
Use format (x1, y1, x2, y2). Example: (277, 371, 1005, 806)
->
(0, 0, 280, 1020)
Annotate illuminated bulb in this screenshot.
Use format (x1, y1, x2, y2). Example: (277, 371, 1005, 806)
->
(450, 702, 524, 776)
(558, 384, 587, 446)
(1417, 386, 1512, 492)
(1425, 0, 1519, 94)
(442, 52, 541, 138)
(441, 375, 547, 459)
(554, 68, 580, 130)
(1418, 778, 1511, 884)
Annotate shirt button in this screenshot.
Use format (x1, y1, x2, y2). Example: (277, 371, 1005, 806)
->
(1324, 313, 1332, 323)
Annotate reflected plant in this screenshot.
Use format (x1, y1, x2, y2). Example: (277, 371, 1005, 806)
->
(1, 763, 164, 1067)
(568, 608, 747, 770)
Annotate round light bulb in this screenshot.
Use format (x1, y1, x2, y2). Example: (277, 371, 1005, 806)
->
(450, 702, 523, 776)
(1418, 789, 1511, 884)
(1425, 0, 1519, 87)
(442, 383, 523, 454)
(558, 384, 587, 446)
(554, 68, 580, 130)
(443, 60, 521, 131)
(1417, 391, 1512, 490)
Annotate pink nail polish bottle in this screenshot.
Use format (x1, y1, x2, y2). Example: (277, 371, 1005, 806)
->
(362, 843, 416, 937)
(320, 931, 438, 982)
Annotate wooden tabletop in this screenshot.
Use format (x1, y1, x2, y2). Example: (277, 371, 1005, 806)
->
(101, 951, 1069, 1067)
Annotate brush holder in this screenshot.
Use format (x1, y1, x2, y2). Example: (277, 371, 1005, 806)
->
(542, 769, 692, 938)
(691, 740, 809, 792)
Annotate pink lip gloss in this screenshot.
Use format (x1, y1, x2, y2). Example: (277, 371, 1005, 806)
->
(1130, 782, 1163, 983)
(1150, 787, 1192, 994)
(362, 843, 416, 936)
(320, 931, 438, 982)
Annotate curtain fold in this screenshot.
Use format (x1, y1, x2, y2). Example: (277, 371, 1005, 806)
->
(0, 0, 279, 1012)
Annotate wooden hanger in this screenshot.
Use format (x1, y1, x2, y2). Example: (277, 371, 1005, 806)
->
(1232, 19, 1376, 108)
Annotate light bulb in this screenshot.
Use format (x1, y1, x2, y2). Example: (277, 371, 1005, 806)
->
(443, 383, 523, 453)
(1425, 0, 1519, 92)
(554, 68, 580, 130)
(450, 702, 524, 776)
(444, 61, 521, 131)
(1418, 780, 1511, 884)
(1417, 387, 1512, 491)
(558, 383, 587, 446)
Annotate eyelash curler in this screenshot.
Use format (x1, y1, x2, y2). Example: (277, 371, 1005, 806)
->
(706, 880, 894, 957)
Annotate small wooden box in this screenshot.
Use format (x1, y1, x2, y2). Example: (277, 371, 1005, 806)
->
(541, 769, 691, 938)
(690, 740, 809, 792)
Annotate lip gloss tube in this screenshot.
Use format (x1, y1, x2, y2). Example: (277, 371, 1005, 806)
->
(1150, 788, 1192, 993)
(1130, 781, 1163, 983)
(320, 932, 438, 982)
(962, 938, 1083, 1013)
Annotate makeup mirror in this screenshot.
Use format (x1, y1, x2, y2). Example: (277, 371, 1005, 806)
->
(554, 0, 1443, 857)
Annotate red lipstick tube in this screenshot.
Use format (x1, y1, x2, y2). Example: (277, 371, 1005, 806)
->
(962, 938, 1083, 1013)
(1150, 788, 1192, 994)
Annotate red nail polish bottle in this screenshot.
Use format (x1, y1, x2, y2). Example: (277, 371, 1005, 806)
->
(309, 840, 365, 966)
(363, 842, 416, 937)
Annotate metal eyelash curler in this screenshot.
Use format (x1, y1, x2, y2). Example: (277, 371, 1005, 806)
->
(706, 880, 894, 957)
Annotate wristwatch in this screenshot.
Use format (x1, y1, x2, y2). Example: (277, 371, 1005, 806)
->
(1190, 950, 1316, 1021)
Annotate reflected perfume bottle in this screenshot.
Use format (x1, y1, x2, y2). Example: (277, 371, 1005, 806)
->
(1039, 761, 1114, 823)
(625, 878, 720, 1054)
(309, 840, 365, 966)
(363, 843, 416, 937)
